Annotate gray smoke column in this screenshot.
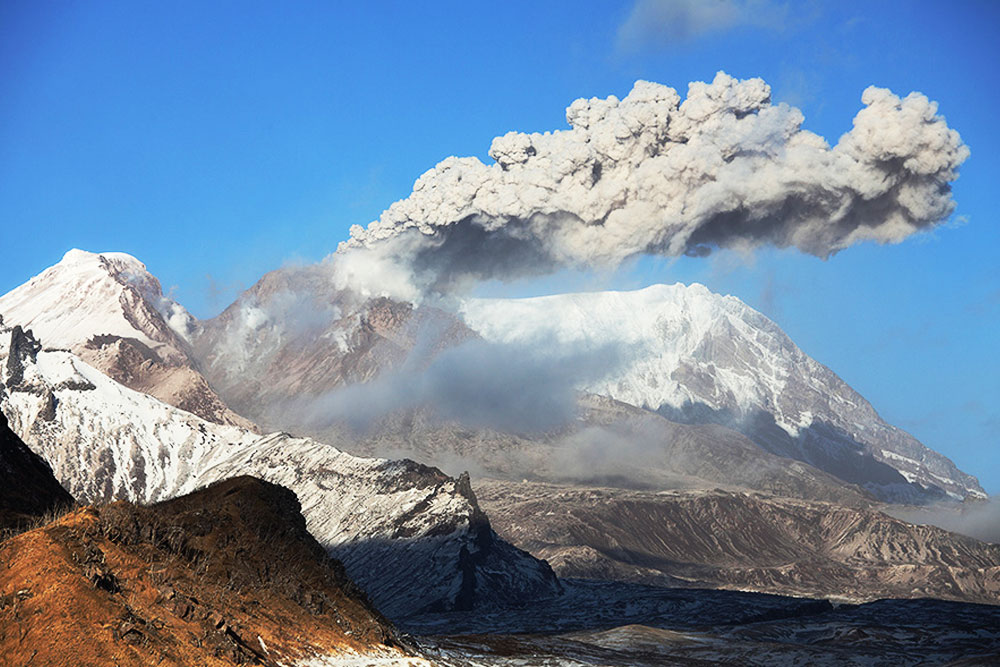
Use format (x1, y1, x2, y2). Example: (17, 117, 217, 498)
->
(337, 72, 968, 296)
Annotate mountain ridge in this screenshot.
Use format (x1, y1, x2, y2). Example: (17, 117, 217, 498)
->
(0, 321, 561, 619)
(0, 475, 429, 666)
(0, 250, 982, 504)
(461, 284, 985, 502)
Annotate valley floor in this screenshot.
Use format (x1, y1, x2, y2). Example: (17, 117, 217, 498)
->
(404, 580, 1000, 666)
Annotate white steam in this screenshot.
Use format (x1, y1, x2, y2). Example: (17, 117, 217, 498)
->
(338, 72, 968, 297)
(886, 497, 1000, 544)
(277, 336, 625, 434)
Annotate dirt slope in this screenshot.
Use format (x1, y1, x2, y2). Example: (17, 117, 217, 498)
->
(0, 476, 422, 666)
(478, 480, 1000, 605)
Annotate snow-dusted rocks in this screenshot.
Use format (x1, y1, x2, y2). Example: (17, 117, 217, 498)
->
(193, 435, 560, 618)
(0, 324, 560, 618)
(0, 249, 252, 429)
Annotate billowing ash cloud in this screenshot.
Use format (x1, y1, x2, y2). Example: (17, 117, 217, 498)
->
(337, 72, 968, 296)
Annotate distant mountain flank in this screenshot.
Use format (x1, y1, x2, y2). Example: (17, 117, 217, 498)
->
(341, 394, 877, 508)
(477, 479, 1000, 606)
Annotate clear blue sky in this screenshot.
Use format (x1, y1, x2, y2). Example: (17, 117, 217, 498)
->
(2, 1, 998, 491)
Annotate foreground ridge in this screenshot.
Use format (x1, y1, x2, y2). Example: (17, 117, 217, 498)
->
(0, 476, 428, 666)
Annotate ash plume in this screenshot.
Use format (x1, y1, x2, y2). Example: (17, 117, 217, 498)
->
(337, 72, 968, 297)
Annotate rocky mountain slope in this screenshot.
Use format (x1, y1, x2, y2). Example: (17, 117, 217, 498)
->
(461, 285, 984, 503)
(190, 261, 473, 425)
(344, 394, 875, 508)
(0, 397, 74, 534)
(476, 479, 1000, 605)
(0, 323, 560, 619)
(184, 260, 984, 505)
(0, 476, 429, 666)
(0, 249, 253, 429)
(1, 251, 982, 506)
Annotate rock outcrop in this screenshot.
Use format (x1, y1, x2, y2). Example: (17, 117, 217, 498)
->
(0, 476, 428, 666)
(478, 479, 1000, 605)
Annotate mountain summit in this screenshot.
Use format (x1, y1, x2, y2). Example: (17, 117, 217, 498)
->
(0, 250, 252, 429)
(0, 251, 983, 503)
(461, 285, 985, 502)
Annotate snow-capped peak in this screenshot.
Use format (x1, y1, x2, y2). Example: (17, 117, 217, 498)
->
(0, 248, 195, 353)
(459, 284, 985, 501)
(460, 282, 791, 417)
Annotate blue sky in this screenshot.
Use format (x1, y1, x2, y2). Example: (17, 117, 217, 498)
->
(2, 1, 998, 491)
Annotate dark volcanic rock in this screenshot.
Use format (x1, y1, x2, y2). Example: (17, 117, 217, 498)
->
(4, 325, 41, 391)
(0, 408, 74, 533)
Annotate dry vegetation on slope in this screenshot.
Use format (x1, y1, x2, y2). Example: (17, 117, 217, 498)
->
(0, 477, 419, 667)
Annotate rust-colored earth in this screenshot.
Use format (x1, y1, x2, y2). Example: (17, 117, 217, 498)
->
(0, 476, 412, 667)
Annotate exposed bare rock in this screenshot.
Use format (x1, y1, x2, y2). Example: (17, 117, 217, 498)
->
(0, 249, 254, 430)
(476, 479, 1000, 605)
(4, 325, 41, 391)
(0, 476, 428, 666)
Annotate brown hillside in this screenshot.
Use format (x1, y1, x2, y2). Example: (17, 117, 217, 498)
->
(0, 476, 420, 666)
(478, 480, 1000, 605)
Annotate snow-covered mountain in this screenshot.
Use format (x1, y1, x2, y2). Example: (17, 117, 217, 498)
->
(0, 323, 559, 618)
(181, 259, 982, 503)
(459, 285, 985, 502)
(0, 251, 984, 503)
(0, 249, 253, 429)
